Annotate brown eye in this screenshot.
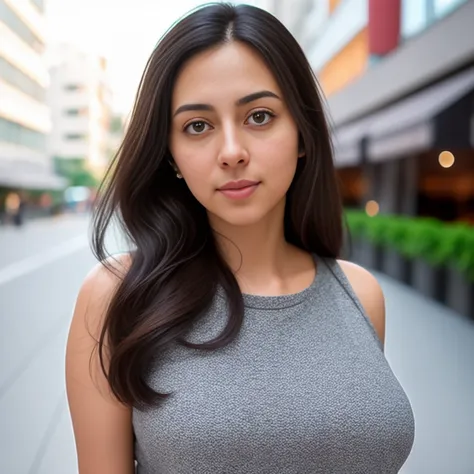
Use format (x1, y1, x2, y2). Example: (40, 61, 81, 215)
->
(185, 121, 210, 135)
(192, 122, 205, 132)
(252, 112, 266, 124)
(247, 111, 273, 126)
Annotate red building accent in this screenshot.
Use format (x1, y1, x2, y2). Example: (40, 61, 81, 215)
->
(368, 0, 401, 56)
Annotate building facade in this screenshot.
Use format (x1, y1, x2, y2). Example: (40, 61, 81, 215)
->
(262, 0, 474, 222)
(324, 0, 473, 223)
(256, 0, 319, 51)
(47, 44, 113, 178)
(0, 0, 64, 191)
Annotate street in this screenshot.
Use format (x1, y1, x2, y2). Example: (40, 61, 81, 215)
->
(0, 214, 473, 474)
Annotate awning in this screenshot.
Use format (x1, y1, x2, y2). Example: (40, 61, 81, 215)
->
(331, 66, 474, 166)
(331, 116, 372, 167)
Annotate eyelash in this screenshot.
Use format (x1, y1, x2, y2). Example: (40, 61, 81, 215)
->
(183, 110, 276, 135)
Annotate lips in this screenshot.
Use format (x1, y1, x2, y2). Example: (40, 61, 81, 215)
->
(217, 180, 260, 200)
(218, 180, 260, 191)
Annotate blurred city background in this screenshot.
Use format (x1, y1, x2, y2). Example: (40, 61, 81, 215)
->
(0, 0, 473, 472)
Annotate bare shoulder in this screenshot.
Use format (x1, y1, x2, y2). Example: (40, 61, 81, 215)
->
(68, 251, 133, 381)
(83, 252, 132, 295)
(337, 260, 386, 348)
(66, 252, 135, 473)
(67, 251, 134, 397)
(78, 252, 132, 312)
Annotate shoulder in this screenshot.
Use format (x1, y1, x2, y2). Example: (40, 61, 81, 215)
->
(66, 252, 135, 471)
(85, 252, 132, 286)
(72, 252, 133, 344)
(336, 259, 386, 348)
(79, 253, 132, 306)
(67, 252, 133, 398)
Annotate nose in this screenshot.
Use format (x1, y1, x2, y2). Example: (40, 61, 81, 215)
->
(217, 124, 250, 169)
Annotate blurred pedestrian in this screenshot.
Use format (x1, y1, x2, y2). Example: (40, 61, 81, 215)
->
(5, 192, 25, 227)
(65, 4, 415, 474)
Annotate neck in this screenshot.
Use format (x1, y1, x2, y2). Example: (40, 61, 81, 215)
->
(209, 203, 314, 295)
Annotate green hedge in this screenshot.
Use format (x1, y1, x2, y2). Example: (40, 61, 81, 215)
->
(346, 210, 474, 281)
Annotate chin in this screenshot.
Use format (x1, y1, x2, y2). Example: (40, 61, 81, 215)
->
(209, 206, 270, 228)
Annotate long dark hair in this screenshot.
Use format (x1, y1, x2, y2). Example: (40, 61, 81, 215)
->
(92, 2, 343, 408)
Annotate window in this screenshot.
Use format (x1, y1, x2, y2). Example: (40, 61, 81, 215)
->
(0, 0, 44, 53)
(433, 0, 469, 18)
(0, 117, 46, 151)
(64, 84, 81, 92)
(64, 108, 89, 117)
(401, 0, 431, 38)
(30, 0, 44, 12)
(0, 57, 45, 102)
(401, 0, 469, 39)
(64, 133, 86, 140)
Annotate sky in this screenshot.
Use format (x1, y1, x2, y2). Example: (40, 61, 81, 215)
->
(44, 0, 258, 115)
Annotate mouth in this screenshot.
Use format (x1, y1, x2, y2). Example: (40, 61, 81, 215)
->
(217, 180, 260, 200)
(218, 180, 260, 191)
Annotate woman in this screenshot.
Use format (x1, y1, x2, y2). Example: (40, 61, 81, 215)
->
(66, 3, 415, 473)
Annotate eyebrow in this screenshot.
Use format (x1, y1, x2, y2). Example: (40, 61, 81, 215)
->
(173, 90, 280, 117)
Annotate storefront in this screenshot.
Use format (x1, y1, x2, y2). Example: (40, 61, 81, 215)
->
(333, 66, 474, 221)
(328, 0, 474, 222)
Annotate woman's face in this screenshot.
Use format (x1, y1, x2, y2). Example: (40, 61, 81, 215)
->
(169, 41, 302, 228)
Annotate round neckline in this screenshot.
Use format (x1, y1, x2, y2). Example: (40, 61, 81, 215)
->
(216, 254, 323, 310)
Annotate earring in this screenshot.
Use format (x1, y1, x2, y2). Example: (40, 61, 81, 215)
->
(169, 160, 182, 179)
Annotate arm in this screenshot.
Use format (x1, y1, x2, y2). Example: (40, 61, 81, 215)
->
(65, 258, 135, 474)
(337, 260, 386, 349)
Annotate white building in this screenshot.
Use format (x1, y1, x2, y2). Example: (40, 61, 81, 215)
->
(255, 0, 327, 52)
(47, 44, 113, 177)
(0, 0, 65, 190)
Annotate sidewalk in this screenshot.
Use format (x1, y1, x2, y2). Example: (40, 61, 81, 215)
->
(0, 212, 82, 235)
(377, 272, 474, 474)
(0, 213, 91, 269)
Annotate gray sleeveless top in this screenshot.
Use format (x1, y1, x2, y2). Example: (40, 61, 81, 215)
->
(133, 256, 415, 473)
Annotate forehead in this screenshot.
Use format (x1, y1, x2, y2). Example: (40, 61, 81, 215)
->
(171, 42, 282, 107)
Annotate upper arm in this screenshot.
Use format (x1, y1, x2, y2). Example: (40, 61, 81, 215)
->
(66, 255, 135, 474)
(337, 260, 386, 349)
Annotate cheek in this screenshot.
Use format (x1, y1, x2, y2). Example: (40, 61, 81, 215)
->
(170, 134, 201, 174)
(257, 133, 299, 185)
(172, 146, 214, 199)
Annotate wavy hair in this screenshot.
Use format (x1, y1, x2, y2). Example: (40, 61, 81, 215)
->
(91, 2, 343, 408)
